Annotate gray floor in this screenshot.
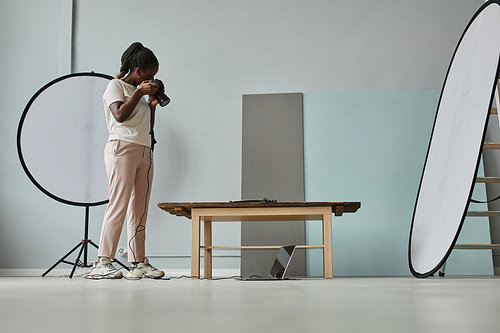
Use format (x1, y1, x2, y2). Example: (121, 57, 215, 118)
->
(1, 276, 500, 333)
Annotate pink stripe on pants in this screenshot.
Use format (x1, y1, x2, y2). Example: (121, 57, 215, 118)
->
(98, 140, 153, 263)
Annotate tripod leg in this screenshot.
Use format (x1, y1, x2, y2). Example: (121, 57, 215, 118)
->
(42, 242, 83, 277)
(113, 258, 130, 271)
(69, 241, 86, 278)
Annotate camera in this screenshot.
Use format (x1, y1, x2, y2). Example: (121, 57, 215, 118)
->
(150, 79, 170, 107)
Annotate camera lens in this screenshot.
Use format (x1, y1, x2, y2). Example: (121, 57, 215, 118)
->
(150, 79, 170, 107)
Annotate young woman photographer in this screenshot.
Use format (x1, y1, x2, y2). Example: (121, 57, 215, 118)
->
(89, 42, 164, 279)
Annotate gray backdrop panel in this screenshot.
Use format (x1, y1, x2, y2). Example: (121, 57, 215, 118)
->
(241, 93, 305, 277)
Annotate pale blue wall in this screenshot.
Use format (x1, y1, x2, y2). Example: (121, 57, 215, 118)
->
(303, 91, 493, 276)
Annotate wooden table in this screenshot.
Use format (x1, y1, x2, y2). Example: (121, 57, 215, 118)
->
(157, 201, 361, 279)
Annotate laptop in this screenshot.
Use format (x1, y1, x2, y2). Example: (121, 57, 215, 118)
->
(243, 245, 297, 280)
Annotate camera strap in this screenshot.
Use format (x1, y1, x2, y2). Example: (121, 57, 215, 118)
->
(150, 129, 157, 152)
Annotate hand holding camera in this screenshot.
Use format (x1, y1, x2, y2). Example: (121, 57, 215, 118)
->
(149, 79, 170, 107)
(138, 79, 170, 108)
(138, 80, 158, 96)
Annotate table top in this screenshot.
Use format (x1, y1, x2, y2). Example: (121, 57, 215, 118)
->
(157, 201, 361, 219)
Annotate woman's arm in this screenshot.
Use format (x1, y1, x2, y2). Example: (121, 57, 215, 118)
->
(109, 81, 158, 123)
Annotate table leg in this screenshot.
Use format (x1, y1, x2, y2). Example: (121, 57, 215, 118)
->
(191, 214, 201, 279)
(204, 220, 212, 279)
(323, 213, 333, 278)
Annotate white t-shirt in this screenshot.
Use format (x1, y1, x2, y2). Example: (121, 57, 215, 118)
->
(103, 79, 151, 147)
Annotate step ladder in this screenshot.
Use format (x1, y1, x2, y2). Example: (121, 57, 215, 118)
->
(439, 96, 500, 276)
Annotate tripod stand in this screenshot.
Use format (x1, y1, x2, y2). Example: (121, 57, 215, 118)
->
(42, 205, 129, 278)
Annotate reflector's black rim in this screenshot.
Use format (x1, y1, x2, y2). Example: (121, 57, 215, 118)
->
(17, 72, 112, 207)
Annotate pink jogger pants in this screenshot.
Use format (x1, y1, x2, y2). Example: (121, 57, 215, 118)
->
(98, 139, 153, 263)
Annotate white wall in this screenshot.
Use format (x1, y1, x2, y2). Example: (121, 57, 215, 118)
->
(0, 0, 484, 272)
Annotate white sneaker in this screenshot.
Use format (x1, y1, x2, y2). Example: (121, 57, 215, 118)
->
(127, 257, 165, 279)
(88, 257, 123, 279)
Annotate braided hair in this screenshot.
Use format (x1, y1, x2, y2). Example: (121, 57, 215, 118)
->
(115, 42, 159, 79)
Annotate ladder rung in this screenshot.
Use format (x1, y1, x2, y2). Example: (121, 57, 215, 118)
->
(454, 244, 500, 249)
(492, 107, 497, 114)
(467, 211, 500, 216)
(476, 177, 500, 183)
(483, 142, 500, 149)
